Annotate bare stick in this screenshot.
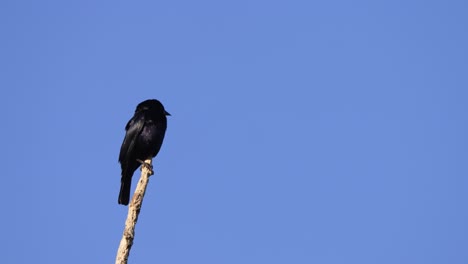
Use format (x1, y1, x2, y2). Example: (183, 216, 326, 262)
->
(116, 159, 153, 264)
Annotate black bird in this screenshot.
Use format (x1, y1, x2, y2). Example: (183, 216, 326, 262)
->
(118, 99, 170, 205)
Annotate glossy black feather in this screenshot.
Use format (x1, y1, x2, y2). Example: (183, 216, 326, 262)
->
(118, 99, 169, 205)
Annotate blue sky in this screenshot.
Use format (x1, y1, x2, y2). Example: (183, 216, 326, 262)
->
(1, 0, 467, 263)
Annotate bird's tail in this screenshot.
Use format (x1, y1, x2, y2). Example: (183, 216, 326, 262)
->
(118, 175, 132, 206)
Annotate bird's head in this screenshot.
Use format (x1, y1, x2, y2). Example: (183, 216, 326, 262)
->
(136, 99, 170, 116)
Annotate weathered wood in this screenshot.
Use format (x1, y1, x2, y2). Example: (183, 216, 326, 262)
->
(116, 159, 153, 264)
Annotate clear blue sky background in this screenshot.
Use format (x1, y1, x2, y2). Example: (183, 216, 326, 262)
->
(1, 1, 467, 263)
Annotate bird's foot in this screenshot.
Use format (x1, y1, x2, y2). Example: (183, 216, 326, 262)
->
(136, 159, 154, 175)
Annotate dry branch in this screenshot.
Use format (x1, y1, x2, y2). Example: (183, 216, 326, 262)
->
(116, 159, 153, 264)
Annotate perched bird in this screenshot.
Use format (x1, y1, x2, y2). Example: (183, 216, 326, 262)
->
(118, 99, 170, 205)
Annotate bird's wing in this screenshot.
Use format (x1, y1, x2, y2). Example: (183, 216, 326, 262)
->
(119, 111, 146, 163)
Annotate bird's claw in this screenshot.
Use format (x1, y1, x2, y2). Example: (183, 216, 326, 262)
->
(136, 159, 154, 175)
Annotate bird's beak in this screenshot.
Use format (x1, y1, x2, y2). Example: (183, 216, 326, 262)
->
(165, 110, 171, 116)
